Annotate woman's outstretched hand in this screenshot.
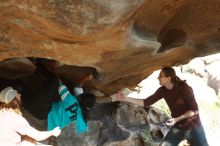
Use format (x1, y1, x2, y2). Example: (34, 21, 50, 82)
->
(51, 127, 61, 137)
(114, 92, 126, 101)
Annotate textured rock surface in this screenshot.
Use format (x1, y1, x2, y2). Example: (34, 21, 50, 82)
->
(1, 0, 220, 95)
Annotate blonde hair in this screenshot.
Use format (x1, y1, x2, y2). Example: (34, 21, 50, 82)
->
(0, 98, 22, 115)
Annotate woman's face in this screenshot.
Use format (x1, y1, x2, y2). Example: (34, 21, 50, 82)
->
(16, 93, 21, 101)
(158, 71, 170, 86)
(12, 93, 22, 106)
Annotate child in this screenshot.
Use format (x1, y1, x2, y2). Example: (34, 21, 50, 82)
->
(0, 87, 61, 146)
(47, 75, 96, 133)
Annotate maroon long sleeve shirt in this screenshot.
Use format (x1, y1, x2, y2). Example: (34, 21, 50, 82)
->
(144, 82, 201, 129)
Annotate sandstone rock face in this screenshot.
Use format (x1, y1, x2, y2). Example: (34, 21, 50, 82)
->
(1, 0, 220, 94)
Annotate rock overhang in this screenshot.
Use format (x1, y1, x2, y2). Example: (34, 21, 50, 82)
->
(1, 0, 220, 95)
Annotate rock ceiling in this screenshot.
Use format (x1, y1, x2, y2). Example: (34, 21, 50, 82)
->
(1, 0, 220, 94)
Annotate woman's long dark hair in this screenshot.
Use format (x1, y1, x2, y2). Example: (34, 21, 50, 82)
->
(161, 67, 185, 85)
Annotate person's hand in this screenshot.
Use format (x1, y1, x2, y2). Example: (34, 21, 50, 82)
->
(178, 139, 190, 146)
(86, 74, 93, 81)
(114, 92, 126, 101)
(57, 76, 61, 83)
(52, 127, 61, 137)
(166, 118, 177, 126)
(54, 74, 62, 85)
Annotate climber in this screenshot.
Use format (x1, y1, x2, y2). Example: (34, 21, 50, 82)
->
(0, 86, 61, 146)
(47, 73, 96, 134)
(114, 67, 208, 146)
